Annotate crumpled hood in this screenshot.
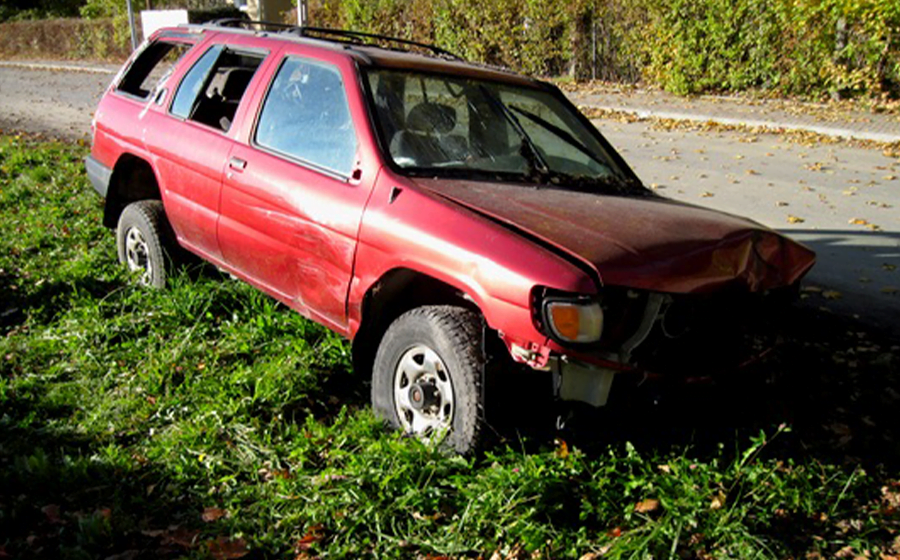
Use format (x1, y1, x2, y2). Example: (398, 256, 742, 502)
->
(412, 178, 815, 294)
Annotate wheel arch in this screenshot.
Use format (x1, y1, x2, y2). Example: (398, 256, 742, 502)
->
(351, 267, 485, 380)
(103, 153, 162, 228)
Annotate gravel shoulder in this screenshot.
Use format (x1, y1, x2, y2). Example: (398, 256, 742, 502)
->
(0, 65, 111, 139)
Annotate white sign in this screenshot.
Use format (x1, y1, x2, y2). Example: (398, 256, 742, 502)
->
(141, 9, 189, 40)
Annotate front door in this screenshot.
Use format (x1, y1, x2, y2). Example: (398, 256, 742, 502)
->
(218, 55, 372, 332)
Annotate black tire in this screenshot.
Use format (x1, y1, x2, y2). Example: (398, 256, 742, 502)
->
(372, 305, 484, 455)
(116, 200, 176, 289)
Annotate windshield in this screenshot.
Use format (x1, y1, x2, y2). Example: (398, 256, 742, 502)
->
(364, 69, 644, 194)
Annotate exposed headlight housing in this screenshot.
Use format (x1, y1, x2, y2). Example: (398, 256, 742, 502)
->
(543, 297, 604, 343)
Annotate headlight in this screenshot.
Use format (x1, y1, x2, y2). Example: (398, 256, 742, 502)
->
(543, 298, 604, 343)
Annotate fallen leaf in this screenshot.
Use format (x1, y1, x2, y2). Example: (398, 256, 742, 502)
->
(700, 191, 714, 197)
(41, 504, 62, 524)
(849, 218, 869, 226)
(883, 264, 897, 272)
(207, 536, 248, 560)
(140, 529, 166, 538)
(102, 551, 140, 560)
(161, 527, 201, 549)
(776, 201, 789, 206)
(296, 524, 325, 551)
(634, 499, 660, 513)
(823, 290, 842, 300)
(882, 287, 899, 295)
(202, 507, 227, 522)
(412, 510, 444, 521)
(834, 545, 855, 558)
(555, 438, 569, 459)
(710, 491, 726, 510)
(606, 527, 622, 538)
(787, 215, 805, 224)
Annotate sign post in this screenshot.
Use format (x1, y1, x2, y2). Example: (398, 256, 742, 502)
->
(125, 0, 138, 50)
(298, 0, 308, 26)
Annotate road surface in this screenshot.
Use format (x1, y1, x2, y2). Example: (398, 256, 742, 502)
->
(1, 64, 898, 331)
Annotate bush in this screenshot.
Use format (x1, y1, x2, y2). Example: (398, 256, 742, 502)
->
(0, 17, 131, 61)
(308, 0, 900, 98)
(1, 0, 897, 98)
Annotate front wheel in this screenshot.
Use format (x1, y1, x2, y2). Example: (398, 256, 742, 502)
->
(371, 306, 485, 455)
(116, 200, 175, 288)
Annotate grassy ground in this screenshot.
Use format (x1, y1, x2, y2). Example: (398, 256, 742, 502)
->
(1, 135, 899, 559)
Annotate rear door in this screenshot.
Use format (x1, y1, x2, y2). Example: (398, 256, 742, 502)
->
(144, 39, 268, 261)
(218, 51, 379, 333)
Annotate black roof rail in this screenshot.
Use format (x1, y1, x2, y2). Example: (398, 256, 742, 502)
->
(203, 19, 463, 61)
(206, 18, 294, 31)
(291, 27, 463, 60)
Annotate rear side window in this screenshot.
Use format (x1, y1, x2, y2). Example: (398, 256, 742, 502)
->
(117, 40, 192, 99)
(170, 45, 265, 132)
(255, 57, 357, 176)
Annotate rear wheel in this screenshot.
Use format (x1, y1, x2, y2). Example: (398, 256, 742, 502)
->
(116, 200, 175, 288)
(372, 306, 484, 455)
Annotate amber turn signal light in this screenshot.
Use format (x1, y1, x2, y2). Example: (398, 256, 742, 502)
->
(545, 300, 603, 343)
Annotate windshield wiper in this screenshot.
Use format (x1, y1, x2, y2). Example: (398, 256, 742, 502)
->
(477, 85, 550, 180)
(507, 104, 613, 172)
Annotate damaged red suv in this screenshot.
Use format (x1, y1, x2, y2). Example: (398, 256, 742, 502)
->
(86, 21, 815, 453)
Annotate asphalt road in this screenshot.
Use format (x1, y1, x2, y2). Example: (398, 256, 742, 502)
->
(1, 65, 898, 332)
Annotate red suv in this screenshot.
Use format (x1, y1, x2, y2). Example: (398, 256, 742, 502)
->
(86, 21, 815, 453)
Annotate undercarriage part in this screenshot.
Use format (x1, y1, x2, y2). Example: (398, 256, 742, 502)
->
(552, 358, 616, 407)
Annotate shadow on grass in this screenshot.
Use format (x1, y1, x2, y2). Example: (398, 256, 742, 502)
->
(559, 304, 900, 470)
(0, 383, 237, 560)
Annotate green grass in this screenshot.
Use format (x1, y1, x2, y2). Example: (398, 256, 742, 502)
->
(0, 134, 898, 559)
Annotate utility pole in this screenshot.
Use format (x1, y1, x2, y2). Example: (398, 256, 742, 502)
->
(125, 0, 138, 51)
(298, 0, 308, 26)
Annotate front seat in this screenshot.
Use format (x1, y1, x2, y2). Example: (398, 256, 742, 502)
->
(390, 102, 467, 167)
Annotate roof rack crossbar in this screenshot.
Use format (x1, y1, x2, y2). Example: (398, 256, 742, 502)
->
(202, 19, 463, 60)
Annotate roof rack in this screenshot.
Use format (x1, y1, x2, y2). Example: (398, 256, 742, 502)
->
(205, 19, 463, 60)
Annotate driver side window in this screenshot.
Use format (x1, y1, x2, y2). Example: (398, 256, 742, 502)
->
(255, 57, 358, 177)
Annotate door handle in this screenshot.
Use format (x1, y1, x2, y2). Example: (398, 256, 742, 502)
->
(229, 157, 247, 171)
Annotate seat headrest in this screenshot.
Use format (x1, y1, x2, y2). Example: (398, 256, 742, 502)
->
(406, 103, 456, 134)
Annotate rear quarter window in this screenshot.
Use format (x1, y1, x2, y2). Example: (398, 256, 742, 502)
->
(117, 41, 192, 99)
